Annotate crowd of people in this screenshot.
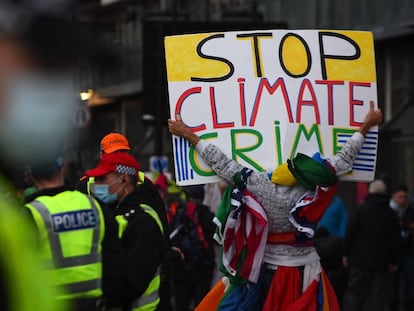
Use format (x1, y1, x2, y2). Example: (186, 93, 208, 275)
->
(4, 127, 414, 311)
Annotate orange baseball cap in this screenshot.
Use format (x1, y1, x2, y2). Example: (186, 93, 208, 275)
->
(100, 133, 131, 154)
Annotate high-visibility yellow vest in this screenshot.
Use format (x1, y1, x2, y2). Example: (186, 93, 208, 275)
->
(116, 204, 164, 311)
(25, 190, 105, 300)
(0, 175, 66, 311)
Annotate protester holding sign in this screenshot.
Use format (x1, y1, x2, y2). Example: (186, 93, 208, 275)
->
(168, 101, 382, 310)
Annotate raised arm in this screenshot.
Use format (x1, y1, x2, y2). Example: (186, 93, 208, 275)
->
(168, 114, 244, 183)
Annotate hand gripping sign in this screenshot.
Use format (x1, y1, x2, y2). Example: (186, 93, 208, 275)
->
(165, 29, 378, 186)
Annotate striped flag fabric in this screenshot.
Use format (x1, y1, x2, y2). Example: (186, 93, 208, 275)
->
(222, 189, 268, 283)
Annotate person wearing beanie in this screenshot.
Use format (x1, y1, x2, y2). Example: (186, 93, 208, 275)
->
(342, 180, 401, 311)
(168, 101, 382, 310)
(84, 152, 166, 311)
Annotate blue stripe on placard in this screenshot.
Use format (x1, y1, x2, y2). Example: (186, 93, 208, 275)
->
(183, 138, 188, 180)
(355, 157, 375, 162)
(174, 138, 182, 181)
(353, 163, 375, 169)
(352, 166, 375, 172)
(179, 137, 186, 180)
(359, 152, 376, 157)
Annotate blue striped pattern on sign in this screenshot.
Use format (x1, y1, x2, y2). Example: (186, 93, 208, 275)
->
(337, 131, 378, 172)
(174, 137, 194, 182)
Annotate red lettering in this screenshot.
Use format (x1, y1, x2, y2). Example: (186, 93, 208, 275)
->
(238, 78, 247, 126)
(315, 80, 344, 125)
(296, 79, 320, 124)
(175, 87, 206, 132)
(250, 77, 294, 126)
(210, 87, 234, 129)
(349, 82, 371, 126)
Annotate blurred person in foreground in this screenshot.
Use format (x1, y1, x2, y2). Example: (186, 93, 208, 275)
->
(342, 180, 401, 311)
(0, 1, 114, 177)
(390, 185, 414, 311)
(0, 175, 65, 311)
(84, 152, 166, 311)
(0, 1, 113, 310)
(168, 101, 382, 310)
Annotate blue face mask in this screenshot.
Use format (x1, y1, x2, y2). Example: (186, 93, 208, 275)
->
(92, 184, 119, 204)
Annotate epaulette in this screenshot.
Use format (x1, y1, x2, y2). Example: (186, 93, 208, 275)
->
(122, 208, 138, 220)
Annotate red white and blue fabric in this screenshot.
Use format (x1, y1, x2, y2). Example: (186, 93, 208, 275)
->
(222, 188, 268, 283)
(289, 184, 337, 242)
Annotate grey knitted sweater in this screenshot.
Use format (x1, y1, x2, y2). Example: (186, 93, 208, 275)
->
(195, 132, 365, 259)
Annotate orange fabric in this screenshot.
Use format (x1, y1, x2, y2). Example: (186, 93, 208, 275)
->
(321, 271, 340, 311)
(195, 278, 226, 311)
(321, 272, 329, 311)
(267, 232, 296, 244)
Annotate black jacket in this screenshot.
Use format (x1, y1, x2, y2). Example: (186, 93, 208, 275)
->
(343, 193, 401, 272)
(395, 203, 414, 260)
(75, 176, 169, 234)
(103, 188, 166, 309)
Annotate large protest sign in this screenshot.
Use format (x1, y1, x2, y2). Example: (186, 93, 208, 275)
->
(165, 29, 378, 186)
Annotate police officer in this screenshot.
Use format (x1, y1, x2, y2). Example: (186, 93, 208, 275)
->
(23, 154, 106, 311)
(84, 152, 166, 311)
(77, 132, 169, 233)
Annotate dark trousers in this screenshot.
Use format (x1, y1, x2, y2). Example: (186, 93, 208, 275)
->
(402, 256, 414, 311)
(172, 270, 213, 311)
(342, 266, 392, 311)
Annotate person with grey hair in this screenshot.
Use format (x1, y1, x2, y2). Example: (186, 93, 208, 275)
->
(368, 179, 387, 194)
(342, 180, 401, 311)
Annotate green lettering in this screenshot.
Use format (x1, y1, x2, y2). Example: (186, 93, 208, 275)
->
(231, 129, 265, 171)
(332, 128, 357, 154)
(290, 124, 324, 158)
(274, 121, 283, 165)
(189, 132, 217, 176)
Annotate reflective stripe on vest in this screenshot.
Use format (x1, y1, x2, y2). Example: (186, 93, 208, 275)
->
(140, 204, 164, 234)
(115, 204, 163, 311)
(138, 171, 145, 185)
(86, 177, 95, 196)
(131, 268, 161, 311)
(26, 194, 103, 298)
